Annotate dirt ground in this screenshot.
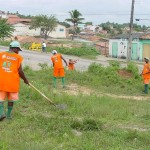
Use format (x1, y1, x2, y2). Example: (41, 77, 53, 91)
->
(63, 83, 150, 101)
(118, 70, 133, 78)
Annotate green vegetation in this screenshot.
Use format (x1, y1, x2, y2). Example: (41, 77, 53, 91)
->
(66, 9, 84, 34)
(0, 62, 149, 149)
(99, 22, 149, 36)
(0, 40, 10, 46)
(46, 45, 99, 59)
(0, 18, 14, 39)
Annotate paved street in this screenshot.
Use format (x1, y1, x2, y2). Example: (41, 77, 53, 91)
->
(0, 46, 143, 72)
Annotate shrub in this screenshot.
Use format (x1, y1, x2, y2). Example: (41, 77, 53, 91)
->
(126, 62, 140, 79)
(47, 46, 99, 57)
(109, 60, 120, 70)
(88, 63, 103, 75)
(0, 40, 10, 46)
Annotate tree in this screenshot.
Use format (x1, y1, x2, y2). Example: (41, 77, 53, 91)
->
(0, 18, 14, 40)
(66, 9, 84, 34)
(58, 21, 70, 28)
(30, 15, 58, 39)
(85, 22, 93, 25)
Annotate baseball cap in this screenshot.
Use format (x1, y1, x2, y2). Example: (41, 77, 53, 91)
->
(10, 41, 22, 51)
(144, 57, 149, 60)
(52, 50, 57, 54)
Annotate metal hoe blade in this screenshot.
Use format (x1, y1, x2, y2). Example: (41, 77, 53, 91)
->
(29, 83, 67, 109)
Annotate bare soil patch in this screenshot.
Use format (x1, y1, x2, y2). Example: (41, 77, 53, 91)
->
(65, 83, 93, 95)
(63, 83, 150, 101)
(118, 70, 133, 79)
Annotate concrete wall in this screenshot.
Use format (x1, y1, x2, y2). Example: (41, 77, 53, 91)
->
(12, 23, 41, 36)
(109, 39, 127, 57)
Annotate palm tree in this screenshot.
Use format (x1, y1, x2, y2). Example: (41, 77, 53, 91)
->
(66, 9, 84, 34)
(0, 18, 14, 40)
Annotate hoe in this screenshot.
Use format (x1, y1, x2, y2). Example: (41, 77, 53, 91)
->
(29, 83, 67, 110)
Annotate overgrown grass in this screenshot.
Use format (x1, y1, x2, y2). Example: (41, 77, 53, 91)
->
(46, 45, 99, 59)
(66, 61, 143, 95)
(0, 64, 149, 150)
(0, 40, 10, 46)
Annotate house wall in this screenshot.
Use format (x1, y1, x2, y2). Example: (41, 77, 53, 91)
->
(12, 23, 41, 36)
(0, 14, 7, 19)
(48, 24, 66, 38)
(109, 39, 141, 60)
(140, 39, 150, 60)
(109, 39, 128, 58)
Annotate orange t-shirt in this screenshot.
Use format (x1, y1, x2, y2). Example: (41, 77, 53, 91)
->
(142, 63, 150, 79)
(51, 54, 63, 69)
(68, 63, 74, 70)
(0, 51, 23, 92)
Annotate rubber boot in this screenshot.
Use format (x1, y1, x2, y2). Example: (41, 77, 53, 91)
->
(145, 84, 149, 94)
(53, 77, 57, 88)
(0, 102, 6, 121)
(7, 106, 13, 119)
(62, 77, 65, 88)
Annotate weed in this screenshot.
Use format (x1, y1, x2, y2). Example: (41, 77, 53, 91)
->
(0, 40, 10, 46)
(71, 118, 103, 131)
(126, 62, 140, 79)
(38, 63, 49, 70)
(125, 130, 138, 141)
(109, 60, 120, 70)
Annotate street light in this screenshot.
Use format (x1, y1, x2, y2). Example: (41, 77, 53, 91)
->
(135, 19, 150, 21)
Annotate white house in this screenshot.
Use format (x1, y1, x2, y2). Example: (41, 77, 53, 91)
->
(12, 22, 41, 36)
(5, 13, 66, 38)
(85, 25, 102, 33)
(0, 10, 8, 19)
(48, 24, 66, 38)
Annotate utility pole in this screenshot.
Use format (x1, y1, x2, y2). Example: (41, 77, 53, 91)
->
(127, 0, 135, 61)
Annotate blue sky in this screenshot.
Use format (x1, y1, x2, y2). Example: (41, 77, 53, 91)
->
(1, 0, 150, 26)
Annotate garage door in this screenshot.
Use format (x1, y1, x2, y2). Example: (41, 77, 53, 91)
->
(143, 44, 150, 60)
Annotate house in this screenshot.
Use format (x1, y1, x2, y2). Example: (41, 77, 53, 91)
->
(12, 22, 41, 36)
(7, 15, 41, 36)
(109, 32, 150, 61)
(7, 14, 66, 38)
(48, 24, 66, 38)
(85, 25, 102, 33)
(0, 10, 7, 19)
(78, 24, 86, 30)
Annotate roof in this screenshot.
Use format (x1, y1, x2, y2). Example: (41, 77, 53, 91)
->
(0, 10, 5, 14)
(111, 32, 150, 40)
(7, 15, 31, 25)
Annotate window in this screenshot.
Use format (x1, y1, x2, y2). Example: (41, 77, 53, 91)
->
(59, 28, 64, 32)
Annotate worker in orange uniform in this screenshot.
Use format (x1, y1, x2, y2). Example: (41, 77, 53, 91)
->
(141, 57, 150, 94)
(0, 41, 29, 121)
(68, 59, 78, 70)
(51, 50, 67, 88)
